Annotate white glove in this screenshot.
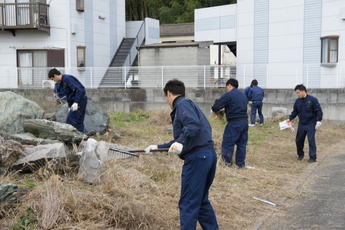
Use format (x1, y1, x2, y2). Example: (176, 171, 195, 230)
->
(71, 103, 78, 111)
(315, 121, 322, 130)
(144, 145, 158, 154)
(168, 142, 183, 154)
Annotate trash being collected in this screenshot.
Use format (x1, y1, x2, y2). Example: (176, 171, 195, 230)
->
(279, 120, 295, 131)
(246, 166, 267, 172)
(252, 197, 277, 206)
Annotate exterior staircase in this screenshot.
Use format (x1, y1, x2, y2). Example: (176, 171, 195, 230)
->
(98, 38, 136, 88)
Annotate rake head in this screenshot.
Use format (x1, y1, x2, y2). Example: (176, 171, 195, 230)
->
(108, 147, 139, 161)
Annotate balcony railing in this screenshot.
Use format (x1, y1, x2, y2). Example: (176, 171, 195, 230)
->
(0, 2, 50, 35)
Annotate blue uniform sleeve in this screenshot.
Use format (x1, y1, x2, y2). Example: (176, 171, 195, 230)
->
(174, 102, 201, 145)
(248, 89, 253, 101)
(289, 100, 298, 121)
(313, 98, 323, 121)
(211, 94, 228, 112)
(65, 76, 85, 104)
(158, 100, 202, 149)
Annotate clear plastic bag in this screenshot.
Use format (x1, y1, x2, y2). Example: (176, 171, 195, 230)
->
(279, 120, 295, 131)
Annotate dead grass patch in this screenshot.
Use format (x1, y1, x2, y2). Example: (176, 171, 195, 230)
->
(1, 110, 344, 230)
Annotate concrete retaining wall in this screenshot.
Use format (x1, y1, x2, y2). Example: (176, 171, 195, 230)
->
(1, 88, 344, 124)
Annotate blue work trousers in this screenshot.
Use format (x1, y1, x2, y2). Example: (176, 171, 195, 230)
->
(179, 149, 219, 230)
(250, 101, 264, 124)
(296, 123, 317, 159)
(66, 95, 87, 134)
(222, 121, 248, 167)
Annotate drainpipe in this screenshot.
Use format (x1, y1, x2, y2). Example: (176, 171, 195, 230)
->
(218, 44, 221, 79)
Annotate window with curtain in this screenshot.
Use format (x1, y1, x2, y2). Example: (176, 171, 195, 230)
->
(77, 46, 86, 68)
(321, 36, 339, 64)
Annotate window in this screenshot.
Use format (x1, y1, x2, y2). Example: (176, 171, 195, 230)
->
(77, 46, 86, 68)
(17, 49, 64, 87)
(321, 36, 339, 64)
(76, 0, 84, 11)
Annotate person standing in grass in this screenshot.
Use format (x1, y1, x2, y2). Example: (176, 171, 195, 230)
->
(248, 79, 264, 126)
(287, 84, 323, 163)
(211, 78, 249, 169)
(145, 79, 219, 230)
(48, 68, 88, 134)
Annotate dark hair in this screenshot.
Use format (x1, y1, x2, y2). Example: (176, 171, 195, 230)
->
(163, 79, 185, 96)
(251, 79, 258, 86)
(226, 78, 239, 88)
(48, 68, 61, 79)
(294, 84, 307, 92)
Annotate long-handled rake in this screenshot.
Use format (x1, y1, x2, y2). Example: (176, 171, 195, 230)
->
(108, 147, 169, 161)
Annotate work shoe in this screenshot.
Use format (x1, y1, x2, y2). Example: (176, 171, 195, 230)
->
(298, 156, 304, 161)
(237, 164, 245, 169)
(307, 158, 316, 163)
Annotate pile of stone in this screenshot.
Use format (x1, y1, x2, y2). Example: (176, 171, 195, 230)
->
(0, 91, 131, 191)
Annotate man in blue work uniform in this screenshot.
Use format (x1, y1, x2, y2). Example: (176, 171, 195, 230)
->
(48, 68, 88, 134)
(287, 84, 323, 162)
(53, 82, 67, 104)
(248, 79, 264, 126)
(212, 78, 248, 168)
(145, 79, 219, 230)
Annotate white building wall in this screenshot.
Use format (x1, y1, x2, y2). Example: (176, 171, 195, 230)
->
(320, 0, 345, 88)
(196, 0, 345, 88)
(195, 4, 237, 43)
(0, 0, 127, 89)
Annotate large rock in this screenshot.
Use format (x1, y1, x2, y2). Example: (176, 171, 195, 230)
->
(0, 91, 44, 133)
(78, 138, 104, 184)
(54, 100, 109, 134)
(11, 143, 66, 171)
(0, 139, 24, 168)
(0, 132, 61, 146)
(23, 119, 85, 143)
(78, 140, 137, 184)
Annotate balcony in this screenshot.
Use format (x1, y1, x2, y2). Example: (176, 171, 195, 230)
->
(0, 2, 50, 36)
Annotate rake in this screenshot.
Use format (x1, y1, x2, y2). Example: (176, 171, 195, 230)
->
(108, 147, 169, 161)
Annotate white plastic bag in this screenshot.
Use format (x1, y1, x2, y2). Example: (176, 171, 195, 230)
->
(279, 120, 295, 131)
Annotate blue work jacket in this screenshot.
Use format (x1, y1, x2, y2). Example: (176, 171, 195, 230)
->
(158, 96, 214, 160)
(289, 94, 323, 125)
(212, 88, 248, 122)
(248, 86, 264, 102)
(60, 74, 87, 107)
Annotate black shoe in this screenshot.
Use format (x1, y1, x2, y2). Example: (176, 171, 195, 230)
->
(307, 158, 316, 163)
(298, 156, 304, 161)
(237, 164, 245, 169)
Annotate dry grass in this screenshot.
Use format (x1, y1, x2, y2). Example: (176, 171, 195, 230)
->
(0, 110, 344, 230)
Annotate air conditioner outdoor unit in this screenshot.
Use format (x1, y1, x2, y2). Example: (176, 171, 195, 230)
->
(42, 80, 55, 89)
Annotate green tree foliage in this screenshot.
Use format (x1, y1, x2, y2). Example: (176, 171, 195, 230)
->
(126, 0, 237, 23)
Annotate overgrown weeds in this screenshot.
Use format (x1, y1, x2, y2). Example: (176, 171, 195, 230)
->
(1, 110, 344, 229)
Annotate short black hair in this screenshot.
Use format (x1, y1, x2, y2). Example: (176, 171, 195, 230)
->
(163, 79, 185, 97)
(294, 84, 307, 92)
(48, 68, 61, 79)
(251, 79, 258, 86)
(226, 78, 239, 88)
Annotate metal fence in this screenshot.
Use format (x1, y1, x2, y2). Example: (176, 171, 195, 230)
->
(1, 64, 344, 89)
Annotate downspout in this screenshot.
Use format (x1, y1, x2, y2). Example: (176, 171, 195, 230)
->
(66, 0, 71, 71)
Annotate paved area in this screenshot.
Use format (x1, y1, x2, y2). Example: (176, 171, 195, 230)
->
(254, 141, 345, 230)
